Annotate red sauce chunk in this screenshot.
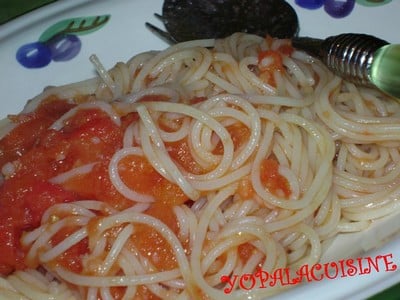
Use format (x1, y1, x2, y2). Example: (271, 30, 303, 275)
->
(0, 176, 78, 274)
(260, 158, 291, 198)
(131, 204, 180, 271)
(0, 96, 75, 168)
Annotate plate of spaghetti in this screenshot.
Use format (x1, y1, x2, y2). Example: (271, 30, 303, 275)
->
(0, 0, 400, 299)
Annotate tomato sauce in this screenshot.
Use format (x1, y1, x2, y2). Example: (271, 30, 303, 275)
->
(237, 177, 254, 200)
(0, 98, 125, 275)
(47, 226, 89, 273)
(167, 139, 206, 175)
(131, 204, 180, 271)
(257, 39, 294, 87)
(0, 176, 78, 274)
(238, 242, 257, 264)
(118, 154, 188, 206)
(213, 122, 251, 155)
(260, 159, 291, 198)
(0, 96, 192, 279)
(0, 96, 75, 168)
(63, 161, 135, 210)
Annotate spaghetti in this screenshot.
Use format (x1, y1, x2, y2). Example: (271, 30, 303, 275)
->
(1, 33, 400, 299)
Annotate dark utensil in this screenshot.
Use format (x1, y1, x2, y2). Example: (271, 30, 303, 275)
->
(146, 0, 299, 44)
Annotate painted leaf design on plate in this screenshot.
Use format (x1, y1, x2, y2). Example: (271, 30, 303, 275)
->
(38, 15, 110, 42)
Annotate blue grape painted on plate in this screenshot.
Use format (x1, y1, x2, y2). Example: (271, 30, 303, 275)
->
(16, 15, 110, 69)
(295, 0, 391, 18)
(295, 0, 325, 10)
(17, 34, 82, 68)
(295, 0, 355, 17)
(16, 42, 53, 68)
(48, 34, 82, 62)
(324, 0, 355, 18)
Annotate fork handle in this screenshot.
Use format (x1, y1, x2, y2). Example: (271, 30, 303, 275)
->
(292, 34, 389, 86)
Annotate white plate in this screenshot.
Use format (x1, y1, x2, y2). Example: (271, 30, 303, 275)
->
(0, 0, 399, 299)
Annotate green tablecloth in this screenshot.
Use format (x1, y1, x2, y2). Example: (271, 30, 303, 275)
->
(0, 1, 399, 299)
(0, 0, 57, 24)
